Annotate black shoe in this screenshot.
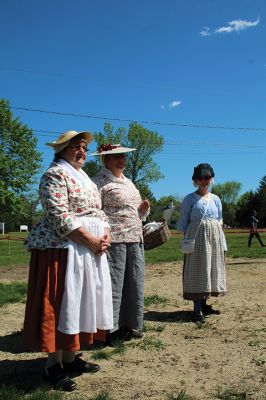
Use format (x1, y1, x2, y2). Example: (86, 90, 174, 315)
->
(44, 363, 77, 391)
(202, 304, 220, 316)
(130, 329, 144, 338)
(106, 328, 125, 346)
(107, 327, 143, 345)
(192, 312, 205, 323)
(63, 356, 100, 373)
(124, 328, 143, 341)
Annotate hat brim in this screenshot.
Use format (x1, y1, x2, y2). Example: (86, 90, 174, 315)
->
(197, 174, 212, 178)
(46, 130, 93, 147)
(89, 147, 136, 156)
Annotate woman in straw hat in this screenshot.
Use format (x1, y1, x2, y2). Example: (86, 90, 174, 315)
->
(92, 144, 150, 343)
(178, 163, 227, 323)
(23, 131, 113, 391)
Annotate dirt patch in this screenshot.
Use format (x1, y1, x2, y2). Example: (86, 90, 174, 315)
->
(0, 260, 266, 399)
(0, 264, 29, 282)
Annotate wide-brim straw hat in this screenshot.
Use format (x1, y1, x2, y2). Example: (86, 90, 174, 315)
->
(89, 144, 136, 156)
(46, 130, 93, 153)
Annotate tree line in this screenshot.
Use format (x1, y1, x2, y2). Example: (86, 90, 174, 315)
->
(1, 98, 265, 232)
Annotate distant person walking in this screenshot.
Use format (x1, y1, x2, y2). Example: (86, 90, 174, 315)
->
(248, 210, 265, 248)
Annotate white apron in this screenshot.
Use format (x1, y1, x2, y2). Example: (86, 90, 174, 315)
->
(58, 216, 113, 334)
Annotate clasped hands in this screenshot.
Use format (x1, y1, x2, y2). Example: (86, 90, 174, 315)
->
(92, 234, 111, 256)
(67, 226, 111, 256)
(91, 227, 111, 255)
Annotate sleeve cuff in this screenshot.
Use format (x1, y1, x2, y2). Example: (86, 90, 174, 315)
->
(63, 220, 83, 237)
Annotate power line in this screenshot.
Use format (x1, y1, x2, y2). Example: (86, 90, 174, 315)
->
(164, 141, 265, 149)
(36, 146, 264, 155)
(32, 132, 266, 149)
(9, 105, 266, 132)
(33, 129, 62, 134)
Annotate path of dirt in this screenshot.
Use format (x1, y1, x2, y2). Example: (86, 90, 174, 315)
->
(0, 259, 265, 399)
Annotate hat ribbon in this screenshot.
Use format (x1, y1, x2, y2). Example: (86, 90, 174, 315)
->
(98, 144, 121, 153)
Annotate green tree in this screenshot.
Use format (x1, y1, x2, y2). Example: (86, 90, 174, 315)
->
(212, 181, 242, 226)
(84, 122, 164, 185)
(0, 99, 42, 230)
(150, 195, 181, 225)
(2, 192, 42, 231)
(235, 176, 266, 228)
(212, 181, 242, 205)
(235, 190, 257, 227)
(135, 182, 157, 220)
(252, 175, 266, 227)
(83, 160, 101, 177)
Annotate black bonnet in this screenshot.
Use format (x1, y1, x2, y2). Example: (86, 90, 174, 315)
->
(192, 163, 215, 181)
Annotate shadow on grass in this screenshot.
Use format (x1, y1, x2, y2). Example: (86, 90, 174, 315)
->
(0, 331, 27, 354)
(0, 357, 46, 391)
(144, 310, 193, 323)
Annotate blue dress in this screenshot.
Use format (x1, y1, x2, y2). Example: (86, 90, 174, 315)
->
(178, 192, 227, 300)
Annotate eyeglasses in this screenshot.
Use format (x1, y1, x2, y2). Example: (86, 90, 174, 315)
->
(197, 175, 212, 181)
(110, 153, 126, 159)
(69, 144, 88, 153)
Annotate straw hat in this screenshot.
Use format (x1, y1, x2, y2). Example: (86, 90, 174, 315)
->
(89, 144, 136, 156)
(46, 130, 93, 153)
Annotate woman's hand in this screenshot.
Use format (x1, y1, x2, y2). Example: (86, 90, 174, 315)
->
(67, 227, 111, 255)
(139, 199, 150, 215)
(104, 227, 112, 245)
(90, 235, 111, 255)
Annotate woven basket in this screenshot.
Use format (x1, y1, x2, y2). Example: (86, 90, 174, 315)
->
(143, 219, 171, 251)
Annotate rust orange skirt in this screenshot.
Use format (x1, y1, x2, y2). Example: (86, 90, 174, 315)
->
(23, 248, 106, 353)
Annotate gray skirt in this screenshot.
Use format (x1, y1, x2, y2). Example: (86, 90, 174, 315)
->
(183, 219, 226, 300)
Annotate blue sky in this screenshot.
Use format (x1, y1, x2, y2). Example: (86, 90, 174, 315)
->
(1, 0, 266, 199)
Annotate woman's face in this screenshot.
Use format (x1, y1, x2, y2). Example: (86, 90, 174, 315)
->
(195, 175, 212, 190)
(62, 139, 88, 170)
(104, 153, 126, 174)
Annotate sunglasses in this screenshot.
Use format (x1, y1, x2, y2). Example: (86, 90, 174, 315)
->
(69, 144, 88, 152)
(107, 153, 126, 159)
(197, 175, 212, 181)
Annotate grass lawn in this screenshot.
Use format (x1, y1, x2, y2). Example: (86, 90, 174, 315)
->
(0, 232, 30, 268)
(144, 231, 266, 264)
(0, 282, 28, 307)
(1, 231, 266, 268)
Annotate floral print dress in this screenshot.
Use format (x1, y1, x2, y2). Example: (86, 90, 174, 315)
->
(25, 160, 113, 335)
(93, 167, 148, 243)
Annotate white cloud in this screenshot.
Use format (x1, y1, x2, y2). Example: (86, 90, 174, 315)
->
(169, 100, 182, 108)
(160, 100, 182, 110)
(200, 27, 211, 37)
(200, 18, 260, 37)
(214, 18, 260, 34)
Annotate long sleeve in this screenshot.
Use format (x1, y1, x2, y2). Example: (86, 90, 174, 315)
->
(216, 197, 223, 222)
(93, 169, 144, 242)
(178, 193, 222, 233)
(177, 195, 193, 232)
(39, 170, 82, 239)
(25, 165, 110, 250)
